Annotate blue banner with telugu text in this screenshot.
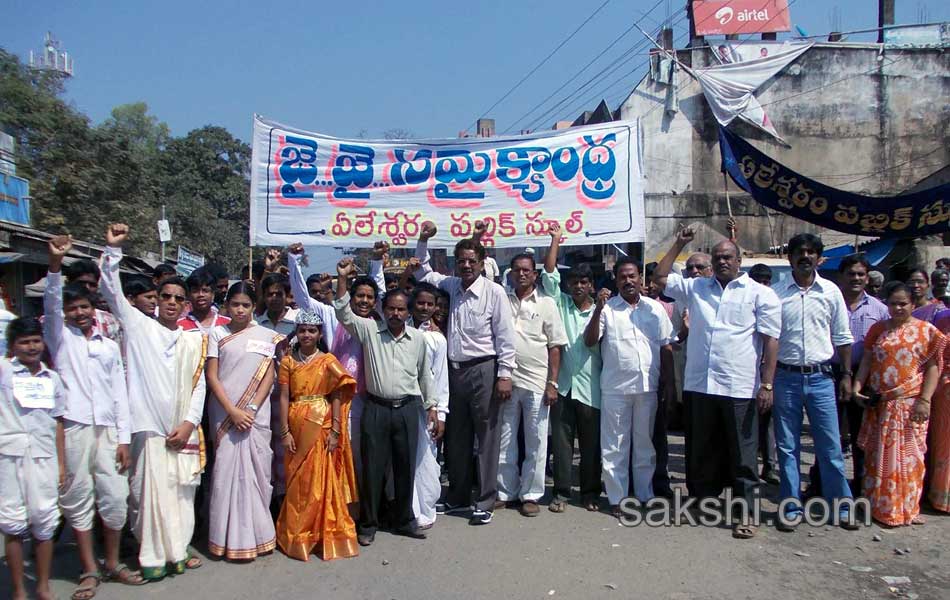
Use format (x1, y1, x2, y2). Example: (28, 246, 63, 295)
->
(719, 126, 950, 238)
(0, 174, 31, 226)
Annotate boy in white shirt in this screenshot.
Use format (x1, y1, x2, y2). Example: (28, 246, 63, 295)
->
(0, 317, 66, 600)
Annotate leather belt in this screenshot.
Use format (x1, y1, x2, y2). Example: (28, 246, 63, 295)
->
(448, 354, 496, 370)
(777, 362, 833, 375)
(367, 394, 420, 409)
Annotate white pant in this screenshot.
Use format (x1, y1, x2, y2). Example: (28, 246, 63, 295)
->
(412, 411, 441, 528)
(497, 387, 549, 502)
(0, 450, 60, 540)
(61, 422, 129, 531)
(601, 392, 657, 504)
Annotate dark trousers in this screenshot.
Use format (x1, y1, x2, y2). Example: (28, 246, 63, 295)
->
(688, 393, 759, 505)
(758, 408, 774, 474)
(359, 398, 421, 535)
(683, 391, 695, 495)
(807, 372, 865, 496)
(445, 359, 501, 512)
(652, 394, 671, 493)
(551, 391, 601, 502)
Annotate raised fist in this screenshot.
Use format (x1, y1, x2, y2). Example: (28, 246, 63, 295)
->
(106, 223, 130, 247)
(419, 221, 437, 241)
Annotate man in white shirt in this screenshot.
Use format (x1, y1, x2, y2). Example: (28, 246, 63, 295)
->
(256, 273, 299, 337)
(498, 252, 566, 517)
(655, 229, 782, 538)
(99, 224, 208, 580)
(413, 222, 517, 525)
(584, 258, 674, 515)
(773, 233, 858, 532)
(44, 236, 141, 594)
(407, 282, 449, 530)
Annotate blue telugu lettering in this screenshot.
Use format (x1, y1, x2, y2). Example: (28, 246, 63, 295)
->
(279, 136, 319, 199)
(580, 134, 617, 200)
(333, 144, 375, 200)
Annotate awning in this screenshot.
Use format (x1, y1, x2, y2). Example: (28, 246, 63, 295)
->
(819, 238, 897, 271)
(0, 252, 25, 264)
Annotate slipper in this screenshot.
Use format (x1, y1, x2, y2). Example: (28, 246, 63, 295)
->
(101, 563, 146, 586)
(548, 500, 567, 513)
(732, 524, 757, 539)
(583, 498, 600, 512)
(185, 555, 203, 570)
(71, 571, 100, 600)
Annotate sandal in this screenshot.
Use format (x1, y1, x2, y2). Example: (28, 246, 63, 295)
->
(102, 563, 146, 586)
(548, 499, 567, 513)
(185, 555, 203, 570)
(71, 572, 100, 600)
(583, 497, 600, 512)
(732, 524, 757, 539)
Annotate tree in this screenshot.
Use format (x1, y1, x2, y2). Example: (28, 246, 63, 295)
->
(383, 128, 414, 140)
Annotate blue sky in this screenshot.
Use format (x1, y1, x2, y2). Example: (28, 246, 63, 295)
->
(4, 0, 948, 142)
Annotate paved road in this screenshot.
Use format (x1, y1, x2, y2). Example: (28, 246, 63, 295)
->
(6, 433, 948, 600)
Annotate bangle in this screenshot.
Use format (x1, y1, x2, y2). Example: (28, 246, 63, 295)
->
(330, 429, 340, 436)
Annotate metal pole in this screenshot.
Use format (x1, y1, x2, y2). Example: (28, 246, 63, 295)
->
(161, 204, 166, 262)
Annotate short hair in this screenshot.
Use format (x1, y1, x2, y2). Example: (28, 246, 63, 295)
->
(712, 240, 740, 256)
(62, 282, 95, 307)
(65, 259, 100, 282)
(205, 263, 229, 281)
(565, 262, 594, 283)
(349, 275, 379, 299)
(7, 317, 43, 347)
(185, 267, 217, 292)
(867, 270, 885, 285)
(159, 276, 187, 295)
(305, 273, 324, 287)
(644, 261, 658, 279)
(454, 238, 486, 261)
(152, 263, 176, 279)
(123, 276, 156, 297)
(883, 281, 911, 299)
(613, 257, 640, 277)
(251, 260, 266, 281)
(838, 253, 871, 274)
(787, 233, 824, 257)
(384, 272, 399, 287)
(411, 281, 440, 305)
(931, 268, 949, 284)
(382, 288, 410, 308)
(748, 263, 773, 281)
(225, 281, 257, 304)
(509, 253, 536, 270)
(260, 273, 291, 295)
(905, 267, 929, 283)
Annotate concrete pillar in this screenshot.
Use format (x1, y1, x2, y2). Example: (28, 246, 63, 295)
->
(687, 2, 704, 46)
(660, 27, 674, 50)
(878, 0, 895, 43)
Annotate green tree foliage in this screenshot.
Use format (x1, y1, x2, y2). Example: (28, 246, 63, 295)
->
(0, 49, 251, 273)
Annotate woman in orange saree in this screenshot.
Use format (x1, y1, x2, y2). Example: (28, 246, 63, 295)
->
(275, 311, 359, 560)
(853, 283, 944, 526)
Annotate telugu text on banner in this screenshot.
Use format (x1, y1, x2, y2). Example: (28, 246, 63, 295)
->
(249, 116, 645, 248)
(719, 126, 950, 238)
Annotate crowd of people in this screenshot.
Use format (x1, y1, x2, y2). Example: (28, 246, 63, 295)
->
(2, 220, 949, 600)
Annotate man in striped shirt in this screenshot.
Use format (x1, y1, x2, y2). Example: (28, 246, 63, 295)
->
(772, 233, 858, 531)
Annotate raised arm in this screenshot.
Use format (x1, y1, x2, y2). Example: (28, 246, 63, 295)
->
(414, 221, 448, 287)
(654, 226, 695, 292)
(584, 289, 611, 347)
(544, 222, 561, 274)
(332, 258, 376, 344)
(370, 241, 388, 313)
(43, 235, 72, 352)
(287, 243, 337, 345)
(100, 224, 149, 328)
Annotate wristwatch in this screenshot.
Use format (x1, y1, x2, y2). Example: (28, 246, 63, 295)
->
(547, 380, 559, 390)
(247, 404, 259, 413)
(760, 383, 773, 391)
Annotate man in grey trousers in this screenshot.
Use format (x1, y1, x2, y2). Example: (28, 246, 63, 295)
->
(413, 221, 517, 525)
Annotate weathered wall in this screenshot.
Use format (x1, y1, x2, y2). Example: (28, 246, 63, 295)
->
(620, 43, 950, 264)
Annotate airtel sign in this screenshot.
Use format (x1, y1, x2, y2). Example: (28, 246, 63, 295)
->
(692, 0, 791, 36)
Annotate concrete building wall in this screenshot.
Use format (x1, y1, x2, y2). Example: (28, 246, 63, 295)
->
(620, 43, 950, 266)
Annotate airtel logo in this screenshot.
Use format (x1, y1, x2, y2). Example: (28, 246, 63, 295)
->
(715, 6, 734, 25)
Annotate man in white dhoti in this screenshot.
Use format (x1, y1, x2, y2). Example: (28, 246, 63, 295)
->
(99, 224, 207, 582)
(44, 236, 144, 599)
(407, 282, 449, 529)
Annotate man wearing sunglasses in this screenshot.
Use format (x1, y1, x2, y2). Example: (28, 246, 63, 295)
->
(99, 223, 208, 581)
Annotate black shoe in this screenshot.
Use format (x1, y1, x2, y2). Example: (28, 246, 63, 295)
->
(469, 509, 493, 525)
(357, 532, 375, 546)
(392, 525, 427, 540)
(436, 501, 470, 515)
(654, 487, 675, 500)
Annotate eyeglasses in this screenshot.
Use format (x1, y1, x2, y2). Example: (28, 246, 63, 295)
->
(160, 292, 186, 303)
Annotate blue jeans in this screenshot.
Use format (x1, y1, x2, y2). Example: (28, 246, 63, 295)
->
(773, 369, 852, 515)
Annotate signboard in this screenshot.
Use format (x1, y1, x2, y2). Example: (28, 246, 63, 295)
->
(0, 133, 15, 176)
(176, 245, 204, 276)
(157, 219, 172, 242)
(692, 1, 791, 36)
(0, 174, 31, 225)
(250, 115, 645, 248)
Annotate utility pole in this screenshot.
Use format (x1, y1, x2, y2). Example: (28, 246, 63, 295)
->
(161, 204, 166, 262)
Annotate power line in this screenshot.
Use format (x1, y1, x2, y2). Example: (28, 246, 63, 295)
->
(462, 0, 613, 134)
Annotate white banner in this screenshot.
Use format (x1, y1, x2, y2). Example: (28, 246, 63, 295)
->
(249, 115, 644, 248)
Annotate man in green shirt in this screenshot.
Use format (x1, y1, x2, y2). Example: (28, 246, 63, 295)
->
(542, 224, 602, 513)
(334, 258, 435, 547)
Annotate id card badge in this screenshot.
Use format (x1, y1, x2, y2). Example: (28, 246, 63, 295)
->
(12, 377, 55, 409)
(246, 339, 276, 357)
